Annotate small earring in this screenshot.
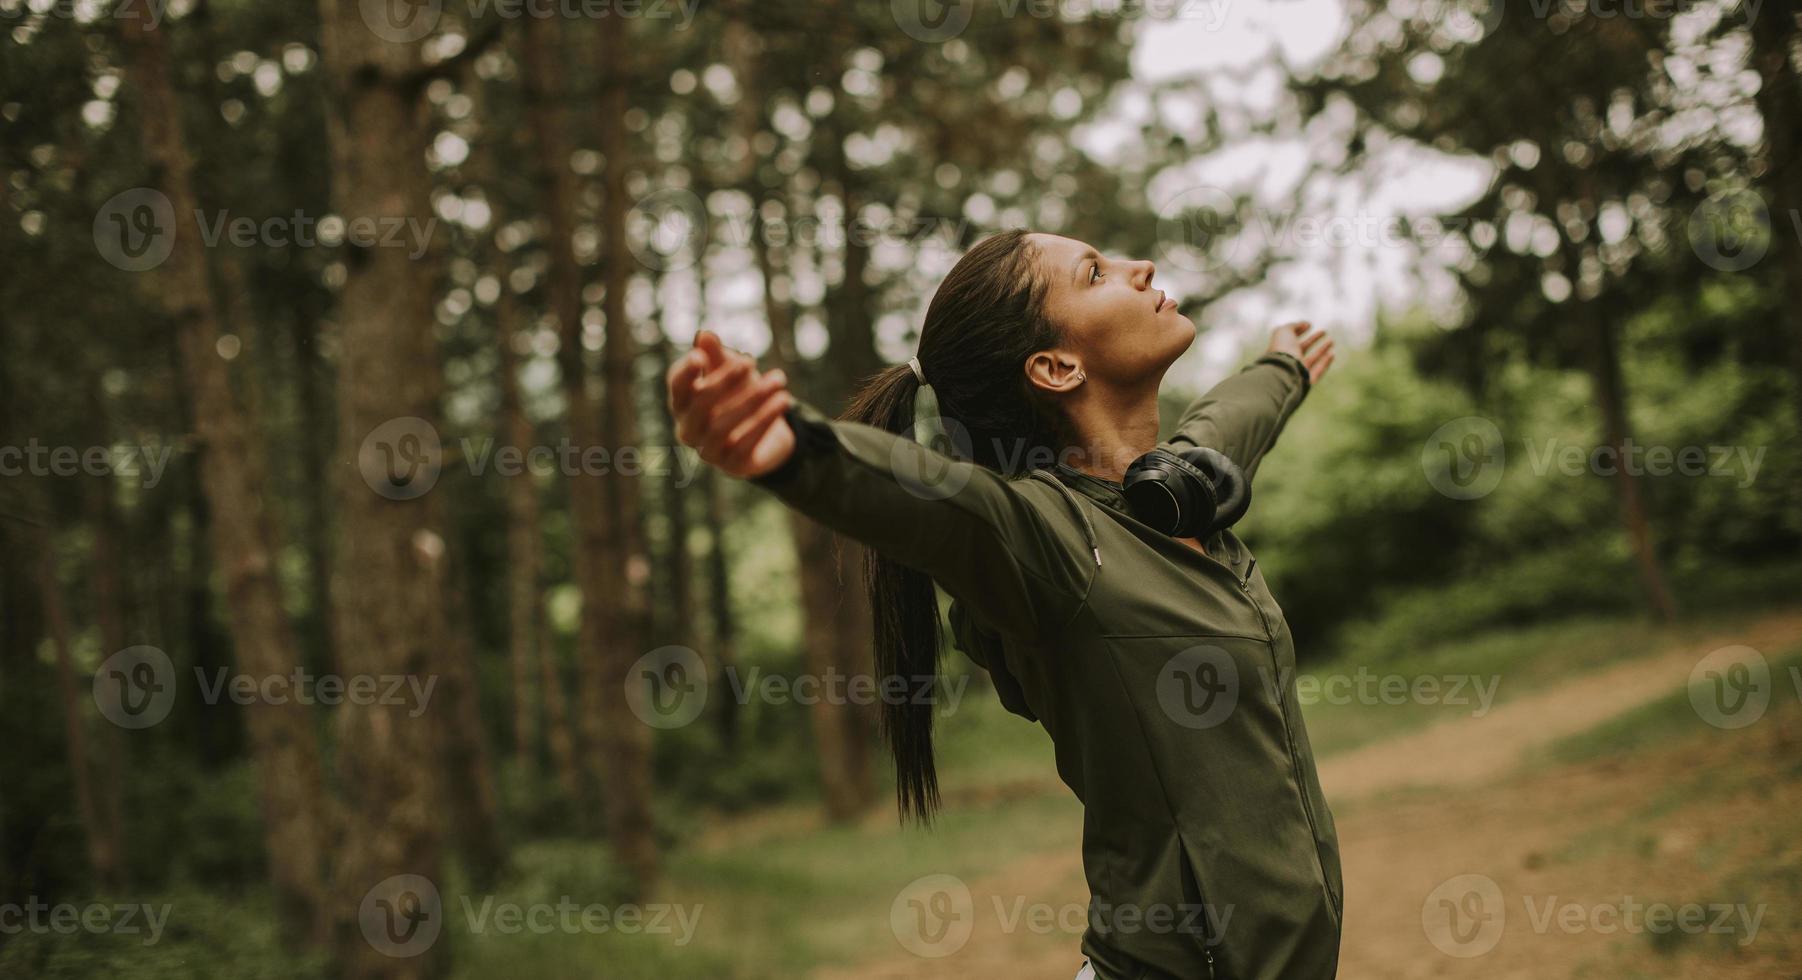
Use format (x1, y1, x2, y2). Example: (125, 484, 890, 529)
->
(1075, 371, 1086, 383)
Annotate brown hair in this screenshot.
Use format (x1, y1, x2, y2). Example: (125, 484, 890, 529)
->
(837, 228, 1063, 822)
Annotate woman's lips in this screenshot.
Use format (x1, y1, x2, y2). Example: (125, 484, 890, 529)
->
(1156, 290, 1173, 312)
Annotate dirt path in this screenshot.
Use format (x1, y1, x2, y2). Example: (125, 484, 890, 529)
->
(1318, 609, 1802, 803)
(814, 609, 1802, 979)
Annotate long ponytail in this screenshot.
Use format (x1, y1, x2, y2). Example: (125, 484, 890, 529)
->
(837, 229, 1060, 823)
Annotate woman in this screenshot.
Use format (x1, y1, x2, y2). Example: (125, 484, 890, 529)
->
(668, 229, 1339, 980)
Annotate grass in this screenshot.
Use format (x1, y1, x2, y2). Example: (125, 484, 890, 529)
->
(1540, 642, 1802, 766)
(1296, 610, 1796, 758)
(450, 781, 1083, 979)
(450, 690, 1077, 979)
(456, 612, 1799, 979)
(17, 607, 1796, 980)
(1507, 643, 1802, 974)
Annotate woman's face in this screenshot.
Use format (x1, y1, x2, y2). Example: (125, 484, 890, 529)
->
(1025, 233, 1196, 394)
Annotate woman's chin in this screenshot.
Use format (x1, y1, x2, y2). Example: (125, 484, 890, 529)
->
(1167, 313, 1198, 351)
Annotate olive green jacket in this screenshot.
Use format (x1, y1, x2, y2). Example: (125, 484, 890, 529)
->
(748, 352, 1341, 980)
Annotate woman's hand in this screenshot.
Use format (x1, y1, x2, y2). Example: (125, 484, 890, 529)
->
(1267, 321, 1335, 385)
(668, 330, 796, 480)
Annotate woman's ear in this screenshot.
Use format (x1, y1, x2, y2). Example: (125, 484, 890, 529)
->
(1025, 351, 1085, 394)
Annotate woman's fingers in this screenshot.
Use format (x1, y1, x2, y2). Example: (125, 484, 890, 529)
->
(706, 369, 788, 446)
(667, 348, 706, 417)
(1306, 348, 1335, 384)
(674, 358, 748, 446)
(718, 389, 794, 474)
(669, 328, 797, 480)
(1298, 328, 1329, 354)
(693, 329, 728, 370)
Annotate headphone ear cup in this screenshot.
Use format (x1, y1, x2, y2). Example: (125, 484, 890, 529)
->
(1179, 447, 1251, 536)
(1123, 449, 1218, 538)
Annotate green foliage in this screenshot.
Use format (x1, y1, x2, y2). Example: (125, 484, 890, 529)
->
(1221, 301, 1800, 662)
(0, 885, 330, 980)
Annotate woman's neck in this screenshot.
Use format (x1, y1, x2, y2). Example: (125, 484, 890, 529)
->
(1058, 382, 1164, 484)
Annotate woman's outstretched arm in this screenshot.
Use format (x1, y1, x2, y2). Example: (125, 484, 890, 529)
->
(668, 330, 1093, 641)
(1165, 321, 1335, 482)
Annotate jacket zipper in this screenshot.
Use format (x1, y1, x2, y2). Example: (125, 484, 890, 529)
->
(1234, 560, 1341, 920)
(1042, 473, 1339, 931)
(1173, 835, 1221, 980)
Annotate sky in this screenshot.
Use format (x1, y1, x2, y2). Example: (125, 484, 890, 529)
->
(1113, 0, 1493, 383)
(664, 0, 1500, 394)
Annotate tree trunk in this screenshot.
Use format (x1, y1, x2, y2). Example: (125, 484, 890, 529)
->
(753, 199, 877, 821)
(650, 335, 699, 650)
(432, 547, 509, 888)
(291, 307, 337, 677)
(724, 21, 876, 819)
(700, 465, 742, 752)
(521, 13, 657, 888)
(496, 267, 545, 771)
(83, 460, 131, 890)
(120, 16, 331, 942)
(1589, 310, 1677, 621)
(39, 536, 123, 892)
(594, 12, 660, 891)
(313, 3, 452, 974)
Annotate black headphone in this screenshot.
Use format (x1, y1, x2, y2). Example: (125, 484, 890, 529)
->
(1121, 446, 1252, 540)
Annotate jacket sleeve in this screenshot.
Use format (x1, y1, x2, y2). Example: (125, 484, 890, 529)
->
(1163, 351, 1311, 482)
(746, 396, 1094, 642)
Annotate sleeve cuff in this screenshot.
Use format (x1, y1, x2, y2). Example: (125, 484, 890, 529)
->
(746, 399, 839, 490)
(1252, 350, 1311, 399)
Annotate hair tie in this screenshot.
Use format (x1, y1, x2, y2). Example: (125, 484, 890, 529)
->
(906, 355, 926, 385)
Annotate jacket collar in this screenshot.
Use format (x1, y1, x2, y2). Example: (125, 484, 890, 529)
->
(1050, 461, 1130, 514)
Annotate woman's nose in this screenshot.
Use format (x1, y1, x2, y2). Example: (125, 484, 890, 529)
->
(1132, 258, 1156, 288)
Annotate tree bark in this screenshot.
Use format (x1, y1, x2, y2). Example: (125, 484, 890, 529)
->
(649, 334, 699, 651)
(39, 537, 123, 892)
(1588, 309, 1678, 621)
(724, 18, 876, 819)
(496, 266, 545, 770)
(699, 465, 742, 752)
(431, 548, 509, 888)
(594, 12, 660, 891)
(313, 3, 452, 974)
(120, 16, 331, 941)
(521, 13, 657, 889)
(83, 459, 130, 891)
(753, 202, 877, 821)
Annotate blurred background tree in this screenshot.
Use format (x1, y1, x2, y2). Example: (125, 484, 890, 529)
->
(0, 0, 1797, 977)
